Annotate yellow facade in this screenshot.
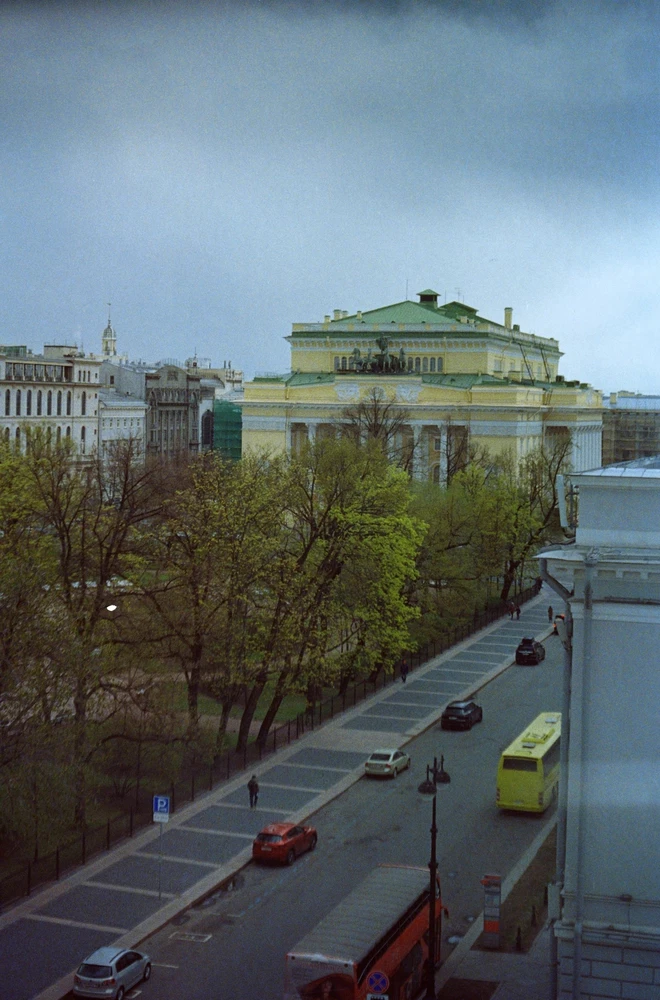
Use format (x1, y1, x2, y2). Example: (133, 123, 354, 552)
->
(242, 291, 603, 478)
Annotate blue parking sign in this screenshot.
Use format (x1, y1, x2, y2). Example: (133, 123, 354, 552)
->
(153, 795, 170, 823)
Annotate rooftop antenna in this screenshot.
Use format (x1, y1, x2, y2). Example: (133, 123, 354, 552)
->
(455, 287, 462, 301)
(107, 302, 111, 324)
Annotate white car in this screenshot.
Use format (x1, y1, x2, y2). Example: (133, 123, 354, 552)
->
(364, 748, 411, 779)
(73, 947, 151, 999)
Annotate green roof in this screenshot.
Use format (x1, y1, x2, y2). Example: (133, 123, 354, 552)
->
(286, 372, 336, 386)
(340, 299, 458, 325)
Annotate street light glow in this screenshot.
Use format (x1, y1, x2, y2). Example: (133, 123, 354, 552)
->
(106, 604, 118, 612)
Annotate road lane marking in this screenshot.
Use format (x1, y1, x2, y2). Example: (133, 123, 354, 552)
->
(25, 913, 127, 933)
(83, 879, 176, 899)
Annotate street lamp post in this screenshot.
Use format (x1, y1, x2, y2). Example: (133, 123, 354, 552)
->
(418, 756, 449, 1000)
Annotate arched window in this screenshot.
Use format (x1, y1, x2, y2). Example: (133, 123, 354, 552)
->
(26, 390, 32, 415)
(422, 357, 428, 373)
(56, 426, 61, 443)
(4, 389, 9, 416)
(15, 390, 21, 416)
(341, 357, 347, 370)
(201, 410, 213, 448)
(15, 426, 20, 445)
(334, 357, 340, 371)
(47, 391, 52, 416)
(414, 357, 421, 373)
(430, 358, 436, 372)
(66, 426, 71, 438)
(81, 391, 86, 416)
(36, 390, 42, 415)
(4, 427, 9, 442)
(437, 357, 444, 372)
(67, 391, 72, 416)
(57, 391, 62, 416)
(407, 357, 413, 372)
(80, 425, 86, 454)
(46, 426, 52, 447)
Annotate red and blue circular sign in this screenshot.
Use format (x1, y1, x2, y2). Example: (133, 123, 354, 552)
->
(367, 970, 390, 993)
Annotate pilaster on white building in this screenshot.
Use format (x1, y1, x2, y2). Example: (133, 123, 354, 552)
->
(540, 457, 660, 1000)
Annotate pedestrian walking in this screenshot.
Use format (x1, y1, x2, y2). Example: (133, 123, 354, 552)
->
(515, 605, 521, 620)
(548, 605, 554, 622)
(248, 775, 259, 809)
(400, 659, 409, 683)
(508, 601, 515, 620)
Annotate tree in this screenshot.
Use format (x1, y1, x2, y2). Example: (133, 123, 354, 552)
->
(339, 386, 416, 473)
(236, 438, 424, 749)
(20, 433, 166, 827)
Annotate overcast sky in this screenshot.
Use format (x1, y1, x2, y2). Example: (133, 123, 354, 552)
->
(1, 0, 659, 391)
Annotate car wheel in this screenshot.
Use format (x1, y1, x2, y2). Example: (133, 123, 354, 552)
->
(391, 766, 397, 779)
(405, 757, 411, 770)
(143, 963, 151, 983)
(115, 989, 125, 1000)
(478, 709, 483, 723)
(286, 849, 295, 866)
(309, 833, 317, 851)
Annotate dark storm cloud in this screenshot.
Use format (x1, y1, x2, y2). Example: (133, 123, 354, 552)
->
(1, 0, 659, 389)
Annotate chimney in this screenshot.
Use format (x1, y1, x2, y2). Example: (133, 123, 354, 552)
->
(333, 309, 342, 320)
(504, 307, 513, 330)
(356, 310, 362, 320)
(342, 310, 348, 318)
(609, 392, 617, 406)
(323, 315, 330, 324)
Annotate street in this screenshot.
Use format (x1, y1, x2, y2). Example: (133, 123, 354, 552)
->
(137, 632, 563, 1000)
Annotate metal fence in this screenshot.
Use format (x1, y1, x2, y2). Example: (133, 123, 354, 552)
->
(0, 582, 540, 910)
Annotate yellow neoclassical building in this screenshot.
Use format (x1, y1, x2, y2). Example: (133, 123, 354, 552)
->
(241, 289, 602, 478)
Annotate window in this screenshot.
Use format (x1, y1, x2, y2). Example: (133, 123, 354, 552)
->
(503, 757, 538, 772)
(15, 389, 21, 416)
(422, 357, 428, 372)
(407, 357, 413, 371)
(341, 357, 347, 370)
(109, 374, 115, 385)
(414, 357, 421, 373)
(67, 391, 72, 415)
(4, 389, 9, 416)
(3, 427, 8, 442)
(15, 427, 20, 445)
(430, 358, 436, 372)
(65, 426, 71, 438)
(80, 426, 86, 454)
(57, 391, 62, 416)
(334, 357, 340, 371)
(26, 390, 32, 415)
(437, 357, 444, 372)
(433, 437, 441, 452)
(36, 390, 42, 416)
(494, 359, 502, 372)
(81, 391, 86, 416)
(47, 391, 52, 416)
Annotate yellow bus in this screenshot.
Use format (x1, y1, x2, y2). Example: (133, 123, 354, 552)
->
(496, 712, 561, 813)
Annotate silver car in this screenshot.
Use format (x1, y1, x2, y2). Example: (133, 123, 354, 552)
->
(73, 947, 151, 999)
(364, 747, 411, 778)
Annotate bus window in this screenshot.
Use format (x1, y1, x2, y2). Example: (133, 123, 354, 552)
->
(503, 758, 539, 772)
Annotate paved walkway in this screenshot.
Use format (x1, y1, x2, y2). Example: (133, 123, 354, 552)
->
(0, 595, 553, 1000)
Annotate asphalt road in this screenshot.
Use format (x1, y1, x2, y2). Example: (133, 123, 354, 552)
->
(134, 634, 563, 1000)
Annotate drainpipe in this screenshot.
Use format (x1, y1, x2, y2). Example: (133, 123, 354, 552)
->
(539, 557, 573, 1000)
(571, 550, 598, 1000)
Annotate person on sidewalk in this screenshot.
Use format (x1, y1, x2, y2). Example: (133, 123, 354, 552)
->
(515, 605, 521, 620)
(248, 775, 259, 809)
(400, 659, 409, 683)
(508, 601, 515, 619)
(548, 605, 554, 622)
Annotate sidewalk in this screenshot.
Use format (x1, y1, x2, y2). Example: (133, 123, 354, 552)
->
(0, 594, 552, 1000)
(436, 814, 556, 1000)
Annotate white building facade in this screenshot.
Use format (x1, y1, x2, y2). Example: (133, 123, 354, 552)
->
(0, 345, 101, 456)
(98, 390, 148, 461)
(540, 459, 660, 999)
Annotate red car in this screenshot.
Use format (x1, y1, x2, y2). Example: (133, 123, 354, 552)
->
(252, 822, 317, 866)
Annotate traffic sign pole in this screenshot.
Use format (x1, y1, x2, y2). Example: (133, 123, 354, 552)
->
(152, 795, 170, 900)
